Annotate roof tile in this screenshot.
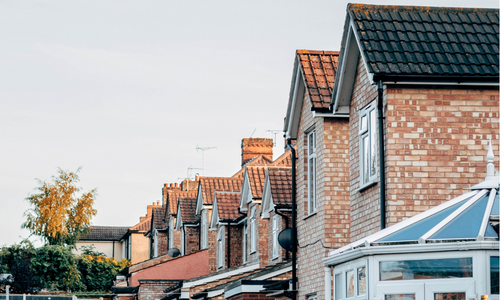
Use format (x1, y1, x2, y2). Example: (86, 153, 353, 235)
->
(199, 177, 243, 205)
(214, 192, 244, 221)
(79, 226, 129, 241)
(179, 197, 198, 224)
(267, 167, 293, 206)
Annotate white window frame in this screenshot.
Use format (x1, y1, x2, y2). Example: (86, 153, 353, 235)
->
(217, 227, 224, 269)
(201, 210, 208, 249)
(242, 224, 247, 264)
(272, 215, 279, 259)
(488, 253, 500, 298)
(359, 100, 378, 188)
(307, 129, 317, 214)
(180, 227, 185, 255)
(169, 218, 174, 249)
(250, 206, 257, 253)
(333, 258, 368, 300)
(153, 229, 159, 258)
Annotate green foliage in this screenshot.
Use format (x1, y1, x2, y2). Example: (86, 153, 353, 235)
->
(22, 168, 97, 246)
(0, 240, 129, 293)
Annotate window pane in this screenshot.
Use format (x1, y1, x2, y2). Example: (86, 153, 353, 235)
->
(434, 293, 465, 300)
(380, 258, 473, 281)
(370, 108, 377, 177)
(385, 295, 415, 300)
(335, 273, 342, 299)
(358, 267, 366, 295)
(346, 270, 354, 297)
(492, 256, 499, 294)
(363, 135, 369, 184)
(361, 115, 367, 131)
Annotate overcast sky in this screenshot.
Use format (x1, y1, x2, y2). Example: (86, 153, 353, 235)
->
(1, 0, 498, 247)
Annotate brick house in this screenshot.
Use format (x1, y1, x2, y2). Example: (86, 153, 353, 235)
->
(145, 206, 167, 259)
(175, 196, 200, 256)
(283, 49, 351, 299)
(164, 190, 198, 255)
(210, 191, 245, 271)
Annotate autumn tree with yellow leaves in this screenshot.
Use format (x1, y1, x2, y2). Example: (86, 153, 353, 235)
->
(22, 168, 97, 246)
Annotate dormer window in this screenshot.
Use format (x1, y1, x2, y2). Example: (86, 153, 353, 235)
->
(242, 224, 247, 264)
(180, 227, 185, 255)
(169, 218, 174, 249)
(250, 206, 257, 253)
(272, 215, 279, 259)
(359, 100, 377, 187)
(307, 129, 317, 213)
(201, 210, 208, 249)
(217, 227, 224, 268)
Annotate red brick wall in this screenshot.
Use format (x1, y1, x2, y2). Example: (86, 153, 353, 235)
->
(216, 224, 244, 271)
(138, 280, 177, 300)
(227, 293, 270, 300)
(158, 231, 169, 257)
(185, 226, 199, 255)
(385, 86, 499, 225)
(295, 91, 351, 299)
(208, 218, 218, 273)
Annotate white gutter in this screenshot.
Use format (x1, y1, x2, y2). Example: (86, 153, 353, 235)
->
(323, 240, 499, 267)
(181, 262, 260, 288)
(382, 81, 499, 86)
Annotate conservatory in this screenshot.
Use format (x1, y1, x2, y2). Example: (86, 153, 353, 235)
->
(324, 143, 499, 300)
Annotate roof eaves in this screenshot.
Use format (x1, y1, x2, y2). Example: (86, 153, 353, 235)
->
(284, 55, 306, 140)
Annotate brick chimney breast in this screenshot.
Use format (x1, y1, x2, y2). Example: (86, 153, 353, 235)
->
(241, 138, 273, 166)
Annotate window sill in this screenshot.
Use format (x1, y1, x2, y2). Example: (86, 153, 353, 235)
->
(303, 212, 317, 220)
(357, 180, 378, 193)
(250, 250, 256, 254)
(271, 256, 279, 261)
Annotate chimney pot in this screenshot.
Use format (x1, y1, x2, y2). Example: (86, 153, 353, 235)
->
(175, 183, 179, 187)
(195, 175, 200, 181)
(164, 183, 168, 187)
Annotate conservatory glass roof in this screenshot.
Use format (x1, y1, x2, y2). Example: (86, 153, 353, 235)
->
(329, 141, 499, 257)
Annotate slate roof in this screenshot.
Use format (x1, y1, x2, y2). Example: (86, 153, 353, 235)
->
(297, 50, 339, 111)
(199, 177, 243, 205)
(167, 190, 198, 217)
(79, 226, 129, 241)
(348, 4, 499, 80)
(267, 167, 292, 206)
(178, 197, 198, 224)
(214, 192, 244, 221)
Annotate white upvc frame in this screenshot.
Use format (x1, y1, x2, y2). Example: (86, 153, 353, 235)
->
(487, 253, 500, 298)
(272, 215, 279, 259)
(359, 100, 378, 187)
(250, 206, 257, 253)
(307, 129, 317, 214)
(334, 258, 368, 300)
(217, 227, 224, 269)
(153, 229, 159, 258)
(201, 209, 208, 249)
(169, 218, 174, 249)
(242, 224, 247, 264)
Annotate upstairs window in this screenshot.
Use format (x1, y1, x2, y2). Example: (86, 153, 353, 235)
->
(242, 224, 247, 264)
(153, 230, 158, 258)
(169, 218, 174, 249)
(359, 101, 377, 187)
(217, 227, 224, 268)
(307, 129, 317, 213)
(201, 210, 208, 249)
(272, 215, 279, 259)
(250, 206, 257, 253)
(180, 227, 185, 255)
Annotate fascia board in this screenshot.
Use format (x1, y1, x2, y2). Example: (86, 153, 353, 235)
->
(210, 199, 219, 230)
(195, 184, 204, 216)
(207, 289, 225, 298)
(175, 204, 182, 231)
(239, 170, 250, 210)
(323, 240, 499, 267)
(260, 172, 271, 219)
(349, 16, 374, 85)
(285, 57, 305, 140)
(254, 265, 293, 280)
(182, 262, 260, 288)
(284, 55, 300, 134)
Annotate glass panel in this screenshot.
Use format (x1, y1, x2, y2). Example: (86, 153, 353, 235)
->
(380, 257, 473, 281)
(361, 115, 367, 131)
(385, 295, 415, 300)
(377, 199, 467, 242)
(492, 256, 499, 294)
(370, 108, 377, 177)
(346, 270, 354, 297)
(363, 135, 369, 184)
(357, 267, 366, 295)
(335, 273, 342, 300)
(434, 293, 465, 300)
(491, 193, 499, 216)
(431, 194, 489, 239)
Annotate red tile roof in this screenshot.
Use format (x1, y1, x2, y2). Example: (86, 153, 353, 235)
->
(130, 218, 151, 232)
(199, 177, 243, 205)
(178, 197, 198, 224)
(271, 148, 293, 167)
(152, 207, 166, 230)
(215, 192, 244, 221)
(246, 166, 267, 199)
(232, 154, 273, 178)
(168, 190, 198, 216)
(267, 167, 292, 206)
(297, 50, 339, 111)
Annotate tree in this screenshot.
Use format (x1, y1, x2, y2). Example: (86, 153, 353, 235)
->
(0, 240, 42, 294)
(22, 168, 97, 246)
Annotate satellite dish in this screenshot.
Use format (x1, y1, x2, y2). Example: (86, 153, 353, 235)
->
(167, 248, 181, 258)
(278, 228, 295, 252)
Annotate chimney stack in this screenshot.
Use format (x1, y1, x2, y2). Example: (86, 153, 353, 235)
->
(241, 138, 273, 166)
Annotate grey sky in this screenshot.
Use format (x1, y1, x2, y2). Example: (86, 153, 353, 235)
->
(1, 0, 498, 247)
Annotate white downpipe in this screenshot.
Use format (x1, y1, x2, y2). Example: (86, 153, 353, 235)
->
(5, 285, 9, 300)
(325, 267, 332, 300)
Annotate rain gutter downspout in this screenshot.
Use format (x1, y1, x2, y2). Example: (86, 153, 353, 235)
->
(378, 81, 386, 230)
(286, 138, 297, 299)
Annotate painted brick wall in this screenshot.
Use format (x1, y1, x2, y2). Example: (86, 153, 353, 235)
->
(185, 226, 199, 255)
(296, 91, 351, 300)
